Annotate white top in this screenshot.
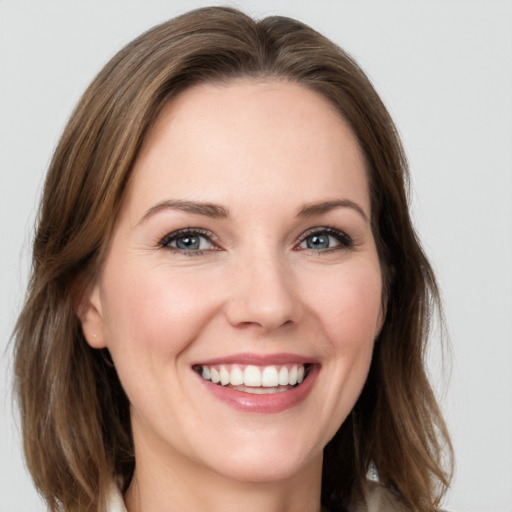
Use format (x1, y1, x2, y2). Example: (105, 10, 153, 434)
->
(106, 484, 127, 512)
(106, 480, 406, 512)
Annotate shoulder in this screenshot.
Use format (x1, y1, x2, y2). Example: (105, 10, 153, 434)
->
(347, 480, 407, 512)
(346, 481, 451, 512)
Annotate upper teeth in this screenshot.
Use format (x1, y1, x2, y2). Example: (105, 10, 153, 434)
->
(200, 364, 306, 387)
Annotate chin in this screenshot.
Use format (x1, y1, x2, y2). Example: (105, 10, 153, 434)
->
(186, 426, 326, 484)
(210, 450, 319, 484)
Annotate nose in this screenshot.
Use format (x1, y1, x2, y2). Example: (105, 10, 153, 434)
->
(224, 251, 302, 332)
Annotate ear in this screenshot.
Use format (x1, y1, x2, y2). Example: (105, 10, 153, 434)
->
(75, 283, 107, 349)
(374, 287, 389, 340)
(375, 264, 393, 340)
(375, 303, 386, 340)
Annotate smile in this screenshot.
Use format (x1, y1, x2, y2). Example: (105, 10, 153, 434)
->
(194, 364, 310, 393)
(192, 355, 319, 413)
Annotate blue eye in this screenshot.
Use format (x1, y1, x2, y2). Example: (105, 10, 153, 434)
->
(298, 228, 352, 251)
(161, 229, 215, 253)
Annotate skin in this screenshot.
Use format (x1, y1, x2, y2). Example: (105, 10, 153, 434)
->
(79, 80, 384, 512)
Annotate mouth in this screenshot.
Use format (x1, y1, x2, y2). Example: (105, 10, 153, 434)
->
(191, 353, 319, 413)
(192, 363, 312, 394)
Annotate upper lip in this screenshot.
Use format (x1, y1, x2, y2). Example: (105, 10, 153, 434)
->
(191, 352, 318, 366)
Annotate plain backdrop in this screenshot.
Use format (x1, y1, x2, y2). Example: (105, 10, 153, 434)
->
(1, 1, 511, 511)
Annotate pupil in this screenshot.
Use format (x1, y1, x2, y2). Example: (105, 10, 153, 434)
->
(177, 235, 199, 250)
(308, 234, 329, 249)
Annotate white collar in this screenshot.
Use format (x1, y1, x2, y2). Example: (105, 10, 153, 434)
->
(105, 479, 409, 512)
(107, 484, 128, 512)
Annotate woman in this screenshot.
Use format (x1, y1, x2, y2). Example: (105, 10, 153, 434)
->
(13, 6, 452, 512)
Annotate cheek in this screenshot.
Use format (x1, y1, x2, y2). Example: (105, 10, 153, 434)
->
(296, 261, 382, 443)
(304, 261, 383, 347)
(99, 259, 220, 358)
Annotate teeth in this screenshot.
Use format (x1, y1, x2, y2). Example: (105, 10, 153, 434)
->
(261, 366, 279, 387)
(289, 366, 298, 386)
(210, 367, 220, 384)
(244, 365, 261, 387)
(278, 366, 289, 385)
(219, 366, 230, 386)
(198, 363, 309, 389)
(233, 385, 290, 394)
(230, 366, 244, 386)
(202, 366, 211, 380)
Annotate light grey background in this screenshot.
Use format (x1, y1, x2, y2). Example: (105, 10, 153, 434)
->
(1, 1, 511, 511)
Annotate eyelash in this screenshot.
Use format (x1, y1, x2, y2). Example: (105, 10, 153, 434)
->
(159, 228, 218, 256)
(158, 226, 354, 255)
(295, 227, 354, 253)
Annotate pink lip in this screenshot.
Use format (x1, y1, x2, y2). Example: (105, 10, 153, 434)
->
(194, 361, 320, 414)
(192, 352, 318, 367)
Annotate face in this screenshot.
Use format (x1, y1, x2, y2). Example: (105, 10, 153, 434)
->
(80, 80, 384, 484)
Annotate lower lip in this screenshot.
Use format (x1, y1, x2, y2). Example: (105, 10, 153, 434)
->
(196, 365, 319, 413)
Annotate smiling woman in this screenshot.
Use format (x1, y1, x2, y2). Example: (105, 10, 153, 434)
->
(80, 81, 384, 502)
(12, 6, 452, 512)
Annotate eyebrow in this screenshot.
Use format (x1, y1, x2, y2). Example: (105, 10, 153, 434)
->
(139, 199, 230, 224)
(297, 199, 369, 223)
(140, 198, 369, 224)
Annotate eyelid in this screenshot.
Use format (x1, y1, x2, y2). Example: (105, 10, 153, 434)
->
(295, 226, 354, 251)
(158, 226, 353, 254)
(159, 227, 220, 252)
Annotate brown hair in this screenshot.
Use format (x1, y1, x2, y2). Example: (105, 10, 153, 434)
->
(13, 6, 452, 512)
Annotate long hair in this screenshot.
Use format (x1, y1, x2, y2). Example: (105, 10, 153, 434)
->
(13, 6, 452, 511)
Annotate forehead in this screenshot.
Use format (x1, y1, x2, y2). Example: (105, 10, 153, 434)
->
(125, 79, 369, 217)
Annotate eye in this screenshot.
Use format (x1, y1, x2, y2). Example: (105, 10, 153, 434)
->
(160, 228, 216, 253)
(297, 227, 353, 252)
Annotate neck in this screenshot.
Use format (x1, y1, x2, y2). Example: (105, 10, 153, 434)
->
(124, 434, 324, 512)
